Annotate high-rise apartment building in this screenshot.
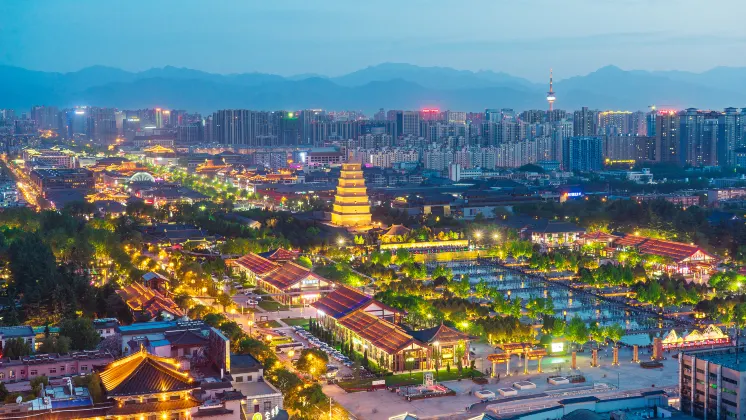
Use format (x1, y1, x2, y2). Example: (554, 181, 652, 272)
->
(718, 107, 745, 167)
(573, 107, 598, 136)
(569, 136, 603, 172)
(656, 111, 681, 164)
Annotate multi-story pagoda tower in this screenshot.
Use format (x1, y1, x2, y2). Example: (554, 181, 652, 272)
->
(331, 163, 372, 228)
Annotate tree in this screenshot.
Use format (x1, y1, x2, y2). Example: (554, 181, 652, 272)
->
(30, 376, 49, 396)
(296, 256, 313, 269)
(216, 293, 234, 312)
(59, 318, 101, 350)
(566, 316, 589, 351)
(173, 292, 193, 311)
(203, 313, 227, 328)
(38, 336, 71, 354)
(3, 338, 31, 358)
(0, 383, 8, 402)
(606, 323, 624, 347)
(188, 304, 214, 319)
(270, 368, 302, 395)
(589, 322, 606, 349)
(88, 373, 104, 403)
(295, 349, 328, 379)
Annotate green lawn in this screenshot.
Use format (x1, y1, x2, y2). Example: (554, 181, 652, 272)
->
(258, 319, 283, 329)
(258, 299, 289, 311)
(280, 318, 310, 328)
(338, 368, 483, 391)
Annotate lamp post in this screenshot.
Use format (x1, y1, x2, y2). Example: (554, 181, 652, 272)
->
(247, 320, 254, 337)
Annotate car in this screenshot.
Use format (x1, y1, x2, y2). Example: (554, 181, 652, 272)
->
(247, 300, 259, 305)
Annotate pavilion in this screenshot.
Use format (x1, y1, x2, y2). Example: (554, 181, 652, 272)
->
(312, 287, 473, 372)
(98, 348, 200, 420)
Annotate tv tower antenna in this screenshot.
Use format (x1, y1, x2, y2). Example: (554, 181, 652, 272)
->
(547, 69, 556, 111)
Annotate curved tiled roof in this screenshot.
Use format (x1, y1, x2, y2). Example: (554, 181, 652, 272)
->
(338, 310, 415, 355)
(115, 283, 184, 319)
(262, 262, 327, 291)
(614, 235, 716, 263)
(311, 286, 372, 319)
(406, 323, 472, 344)
(99, 348, 196, 397)
(232, 253, 279, 276)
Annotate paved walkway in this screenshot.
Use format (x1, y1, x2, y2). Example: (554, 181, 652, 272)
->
(328, 347, 680, 420)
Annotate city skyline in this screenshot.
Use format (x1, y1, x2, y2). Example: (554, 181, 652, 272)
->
(2, 0, 746, 81)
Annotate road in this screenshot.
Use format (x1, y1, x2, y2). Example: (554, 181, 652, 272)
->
(0, 154, 40, 209)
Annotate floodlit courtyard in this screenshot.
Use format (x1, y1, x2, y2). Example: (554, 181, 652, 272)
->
(327, 346, 680, 420)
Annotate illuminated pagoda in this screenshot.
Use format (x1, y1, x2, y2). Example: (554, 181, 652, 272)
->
(330, 163, 372, 229)
(98, 347, 200, 419)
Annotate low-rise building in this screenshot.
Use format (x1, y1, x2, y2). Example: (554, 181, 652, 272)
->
(116, 282, 185, 321)
(679, 347, 746, 420)
(0, 350, 114, 383)
(117, 320, 230, 372)
(258, 261, 335, 305)
(29, 168, 94, 196)
(0, 326, 36, 351)
(313, 287, 472, 372)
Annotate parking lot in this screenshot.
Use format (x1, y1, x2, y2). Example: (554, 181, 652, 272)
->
(283, 326, 357, 379)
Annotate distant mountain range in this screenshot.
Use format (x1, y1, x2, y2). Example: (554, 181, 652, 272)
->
(1, 63, 745, 114)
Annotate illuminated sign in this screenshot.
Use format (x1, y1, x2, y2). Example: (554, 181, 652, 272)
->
(551, 342, 564, 353)
(566, 192, 582, 198)
(74, 110, 86, 115)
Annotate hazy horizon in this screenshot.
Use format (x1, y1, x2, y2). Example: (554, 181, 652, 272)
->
(2, 0, 745, 82)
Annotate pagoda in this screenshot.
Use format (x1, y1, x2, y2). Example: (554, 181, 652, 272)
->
(331, 163, 372, 229)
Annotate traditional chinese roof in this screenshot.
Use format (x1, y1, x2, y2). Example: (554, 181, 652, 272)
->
(406, 323, 473, 344)
(311, 286, 373, 319)
(578, 231, 617, 242)
(232, 253, 279, 276)
(116, 282, 184, 319)
(164, 330, 209, 347)
(99, 348, 196, 397)
(383, 224, 411, 237)
(338, 310, 415, 355)
(261, 262, 327, 291)
(531, 221, 586, 234)
(259, 248, 299, 262)
(614, 235, 716, 263)
(108, 398, 201, 415)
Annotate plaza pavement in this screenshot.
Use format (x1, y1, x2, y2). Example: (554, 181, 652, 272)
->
(324, 346, 680, 420)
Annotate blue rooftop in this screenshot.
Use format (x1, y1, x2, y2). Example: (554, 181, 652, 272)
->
(0, 326, 35, 337)
(118, 321, 178, 332)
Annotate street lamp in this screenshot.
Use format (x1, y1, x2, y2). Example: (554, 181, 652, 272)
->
(247, 320, 254, 337)
(337, 237, 345, 246)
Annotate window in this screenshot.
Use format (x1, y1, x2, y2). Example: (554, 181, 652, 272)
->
(264, 401, 272, 411)
(696, 368, 705, 374)
(49, 369, 56, 374)
(29, 370, 37, 376)
(235, 376, 244, 383)
(723, 377, 738, 385)
(60, 366, 65, 372)
(80, 366, 88, 371)
(170, 395, 180, 401)
(0, 373, 5, 379)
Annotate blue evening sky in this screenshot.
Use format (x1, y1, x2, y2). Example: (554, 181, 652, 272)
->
(1, 0, 745, 81)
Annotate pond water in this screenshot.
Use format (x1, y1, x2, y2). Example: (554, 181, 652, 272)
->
(449, 263, 672, 332)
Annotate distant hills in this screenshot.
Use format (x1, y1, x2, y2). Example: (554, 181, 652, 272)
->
(1, 63, 745, 114)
